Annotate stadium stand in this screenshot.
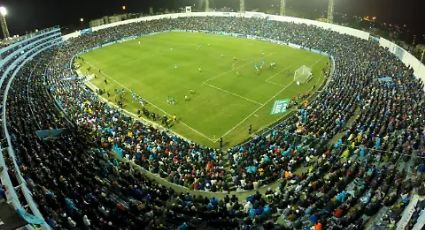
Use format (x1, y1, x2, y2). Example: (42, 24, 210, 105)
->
(0, 13, 423, 229)
(0, 27, 62, 229)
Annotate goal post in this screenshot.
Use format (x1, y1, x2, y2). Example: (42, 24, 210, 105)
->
(294, 65, 312, 85)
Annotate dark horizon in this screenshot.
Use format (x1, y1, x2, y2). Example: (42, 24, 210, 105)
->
(1, 0, 424, 43)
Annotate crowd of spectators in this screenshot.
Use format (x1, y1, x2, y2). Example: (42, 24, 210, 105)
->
(1, 15, 424, 229)
(5, 53, 279, 229)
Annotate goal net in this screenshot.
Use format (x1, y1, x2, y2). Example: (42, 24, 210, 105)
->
(294, 65, 312, 85)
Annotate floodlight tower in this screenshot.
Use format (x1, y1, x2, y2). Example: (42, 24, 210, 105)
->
(240, 0, 245, 12)
(0, 6, 10, 39)
(280, 0, 286, 16)
(205, 0, 210, 12)
(327, 0, 335, 23)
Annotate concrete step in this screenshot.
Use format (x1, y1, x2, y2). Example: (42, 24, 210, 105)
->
(397, 194, 420, 230)
(412, 209, 425, 230)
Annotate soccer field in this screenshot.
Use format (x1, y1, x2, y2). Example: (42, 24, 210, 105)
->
(77, 32, 329, 148)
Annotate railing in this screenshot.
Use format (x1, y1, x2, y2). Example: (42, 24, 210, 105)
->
(0, 28, 62, 230)
(0, 26, 60, 57)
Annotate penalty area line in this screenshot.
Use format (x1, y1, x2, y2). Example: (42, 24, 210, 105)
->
(220, 80, 296, 139)
(220, 57, 327, 140)
(203, 82, 264, 106)
(264, 57, 324, 86)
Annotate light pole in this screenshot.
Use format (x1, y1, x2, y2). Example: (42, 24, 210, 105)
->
(0, 6, 10, 39)
(327, 0, 335, 23)
(240, 0, 245, 12)
(280, 0, 286, 16)
(205, 0, 209, 12)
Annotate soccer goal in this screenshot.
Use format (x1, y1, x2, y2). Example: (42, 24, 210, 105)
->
(294, 65, 312, 85)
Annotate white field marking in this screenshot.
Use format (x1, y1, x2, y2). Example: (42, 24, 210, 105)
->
(265, 62, 297, 82)
(219, 80, 296, 139)
(265, 49, 304, 83)
(219, 57, 326, 139)
(84, 82, 214, 145)
(179, 122, 218, 143)
(203, 82, 264, 106)
(231, 61, 239, 71)
(203, 53, 274, 84)
(264, 56, 323, 86)
(264, 80, 282, 87)
(83, 61, 217, 143)
(264, 62, 300, 86)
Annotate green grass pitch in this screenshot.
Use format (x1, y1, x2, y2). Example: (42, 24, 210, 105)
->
(77, 32, 329, 148)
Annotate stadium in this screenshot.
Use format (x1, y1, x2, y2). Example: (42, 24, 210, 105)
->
(0, 1, 424, 229)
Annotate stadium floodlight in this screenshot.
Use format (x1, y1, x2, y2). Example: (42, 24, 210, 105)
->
(0, 6, 10, 39)
(205, 0, 209, 12)
(0, 6, 7, 16)
(280, 0, 286, 16)
(199, 0, 210, 12)
(327, 0, 335, 23)
(421, 50, 425, 63)
(240, 0, 245, 12)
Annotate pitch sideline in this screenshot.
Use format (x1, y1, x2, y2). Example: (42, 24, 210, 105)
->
(83, 61, 218, 143)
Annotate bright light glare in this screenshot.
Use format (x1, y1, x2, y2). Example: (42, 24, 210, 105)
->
(80, 18, 84, 22)
(0, 6, 7, 16)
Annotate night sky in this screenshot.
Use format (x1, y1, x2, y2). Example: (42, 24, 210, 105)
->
(1, 0, 424, 41)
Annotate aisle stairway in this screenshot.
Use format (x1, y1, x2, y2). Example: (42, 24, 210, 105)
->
(397, 194, 420, 230)
(412, 207, 425, 230)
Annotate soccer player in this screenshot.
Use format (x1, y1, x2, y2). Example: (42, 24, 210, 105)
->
(184, 95, 189, 101)
(255, 64, 260, 73)
(167, 96, 175, 105)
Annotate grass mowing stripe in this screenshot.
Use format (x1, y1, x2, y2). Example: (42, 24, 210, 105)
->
(83, 60, 217, 142)
(78, 32, 329, 147)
